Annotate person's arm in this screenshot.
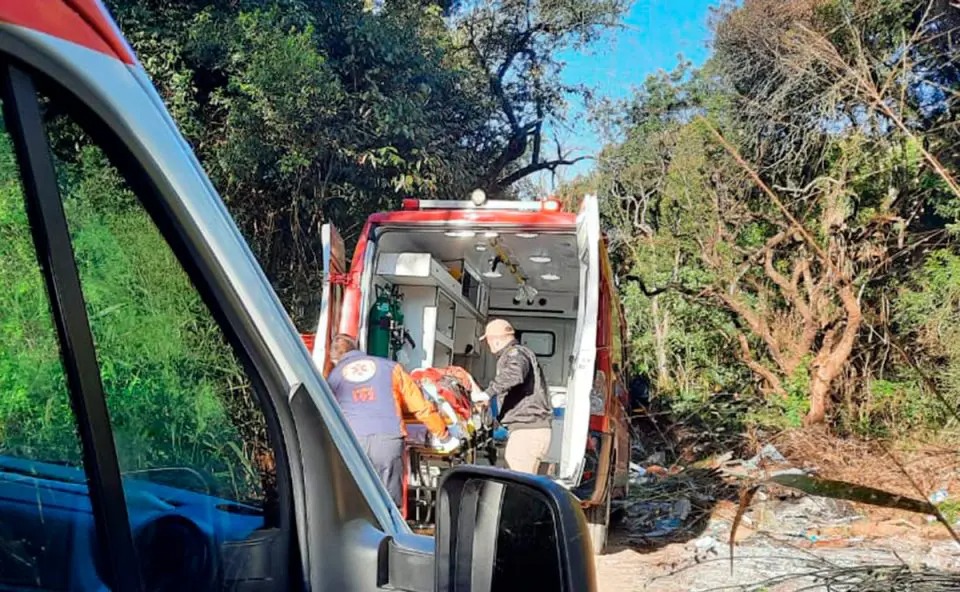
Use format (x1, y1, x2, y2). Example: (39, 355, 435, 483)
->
(467, 373, 488, 404)
(392, 365, 450, 439)
(485, 348, 531, 409)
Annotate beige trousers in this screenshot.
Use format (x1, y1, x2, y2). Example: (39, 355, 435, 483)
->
(504, 427, 552, 474)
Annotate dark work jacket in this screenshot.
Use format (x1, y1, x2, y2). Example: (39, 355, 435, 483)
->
(487, 340, 552, 430)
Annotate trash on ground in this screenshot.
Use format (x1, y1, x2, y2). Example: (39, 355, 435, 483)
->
(768, 473, 936, 516)
(759, 443, 786, 463)
(771, 467, 806, 477)
(741, 443, 788, 470)
(693, 535, 718, 551)
(673, 498, 692, 521)
(644, 451, 666, 466)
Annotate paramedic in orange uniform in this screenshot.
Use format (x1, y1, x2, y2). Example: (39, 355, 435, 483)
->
(327, 334, 459, 506)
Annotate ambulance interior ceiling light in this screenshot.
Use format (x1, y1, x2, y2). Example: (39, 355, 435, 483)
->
(475, 244, 488, 252)
(444, 230, 476, 238)
(529, 255, 551, 264)
(516, 232, 538, 239)
(540, 273, 560, 281)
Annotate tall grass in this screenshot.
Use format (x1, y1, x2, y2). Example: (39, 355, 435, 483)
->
(0, 127, 268, 503)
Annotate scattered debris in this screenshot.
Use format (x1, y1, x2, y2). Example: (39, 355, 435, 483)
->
(646, 464, 669, 477)
(931, 489, 949, 504)
(617, 466, 737, 544)
(715, 562, 960, 592)
(690, 535, 719, 562)
(770, 467, 806, 478)
(758, 443, 786, 463)
(628, 462, 649, 485)
(768, 473, 937, 516)
(693, 535, 718, 552)
(598, 426, 960, 591)
(645, 451, 667, 466)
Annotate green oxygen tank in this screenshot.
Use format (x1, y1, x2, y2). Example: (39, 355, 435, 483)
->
(367, 286, 393, 358)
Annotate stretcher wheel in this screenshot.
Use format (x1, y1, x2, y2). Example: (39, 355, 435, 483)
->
(485, 440, 498, 466)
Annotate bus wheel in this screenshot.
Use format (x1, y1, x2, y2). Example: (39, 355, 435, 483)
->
(584, 466, 612, 554)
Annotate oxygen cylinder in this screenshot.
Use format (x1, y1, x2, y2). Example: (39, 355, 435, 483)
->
(388, 289, 406, 359)
(367, 289, 392, 358)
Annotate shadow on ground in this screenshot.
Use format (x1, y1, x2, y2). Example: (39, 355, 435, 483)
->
(608, 466, 737, 553)
(606, 410, 740, 554)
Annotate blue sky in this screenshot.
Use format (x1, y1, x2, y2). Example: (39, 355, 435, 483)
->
(536, 0, 720, 191)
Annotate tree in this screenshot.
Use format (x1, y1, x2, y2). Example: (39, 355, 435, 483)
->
(105, 0, 626, 325)
(586, 0, 959, 430)
(106, 0, 493, 324)
(450, 0, 628, 194)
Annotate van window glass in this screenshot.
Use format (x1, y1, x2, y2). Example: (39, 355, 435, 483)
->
(518, 331, 555, 357)
(0, 100, 93, 589)
(36, 89, 280, 587)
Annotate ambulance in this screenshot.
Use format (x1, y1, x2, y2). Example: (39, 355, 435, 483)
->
(306, 193, 632, 552)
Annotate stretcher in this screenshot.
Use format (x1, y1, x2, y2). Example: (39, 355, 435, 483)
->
(401, 367, 497, 529)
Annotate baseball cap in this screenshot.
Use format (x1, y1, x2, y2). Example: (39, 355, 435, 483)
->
(479, 319, 514, 341)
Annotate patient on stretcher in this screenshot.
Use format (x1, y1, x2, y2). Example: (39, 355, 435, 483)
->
(403, 366, 489, 452)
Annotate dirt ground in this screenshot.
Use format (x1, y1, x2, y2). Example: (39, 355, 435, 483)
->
(596, 508, 960, 591)
(595, 429, 960, 591)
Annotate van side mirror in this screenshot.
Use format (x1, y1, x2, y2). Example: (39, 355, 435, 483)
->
(435, 466, 597, 591)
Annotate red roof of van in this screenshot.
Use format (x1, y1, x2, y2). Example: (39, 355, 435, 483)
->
(366, 209, 577, 227)
(0, 0, 135, 64)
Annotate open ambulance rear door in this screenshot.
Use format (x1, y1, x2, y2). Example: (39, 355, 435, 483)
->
(312, 223, 347, 377)
(559, 195, 601, 485)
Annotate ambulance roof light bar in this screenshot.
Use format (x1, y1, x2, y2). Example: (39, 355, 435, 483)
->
(401, 197, 563, 212)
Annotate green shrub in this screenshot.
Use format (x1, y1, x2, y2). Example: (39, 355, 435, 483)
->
(0, 129, 261, 501)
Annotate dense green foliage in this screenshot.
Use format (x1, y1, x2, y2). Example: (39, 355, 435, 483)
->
(572, 0, 960, 438)
(0, 122, 264, 502)
(105, 0, 626, 324)
(0, 134, 80, 464)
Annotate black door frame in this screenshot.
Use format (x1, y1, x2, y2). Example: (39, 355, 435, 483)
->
(0, 46, 310, 590)
(0, 62, 144, 591)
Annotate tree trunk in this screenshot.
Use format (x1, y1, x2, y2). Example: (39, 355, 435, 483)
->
(651, 295, 671, 388)
(736, 333, 786, 396)
(804, 285, 862, 425)
(806, 372, 830, 425)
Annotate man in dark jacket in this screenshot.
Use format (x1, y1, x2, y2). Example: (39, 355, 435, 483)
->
(476, 319, 553, 474)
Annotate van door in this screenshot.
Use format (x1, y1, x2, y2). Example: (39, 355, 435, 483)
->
(559, 195, 601, 484)
(312, 223, 347, 377)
